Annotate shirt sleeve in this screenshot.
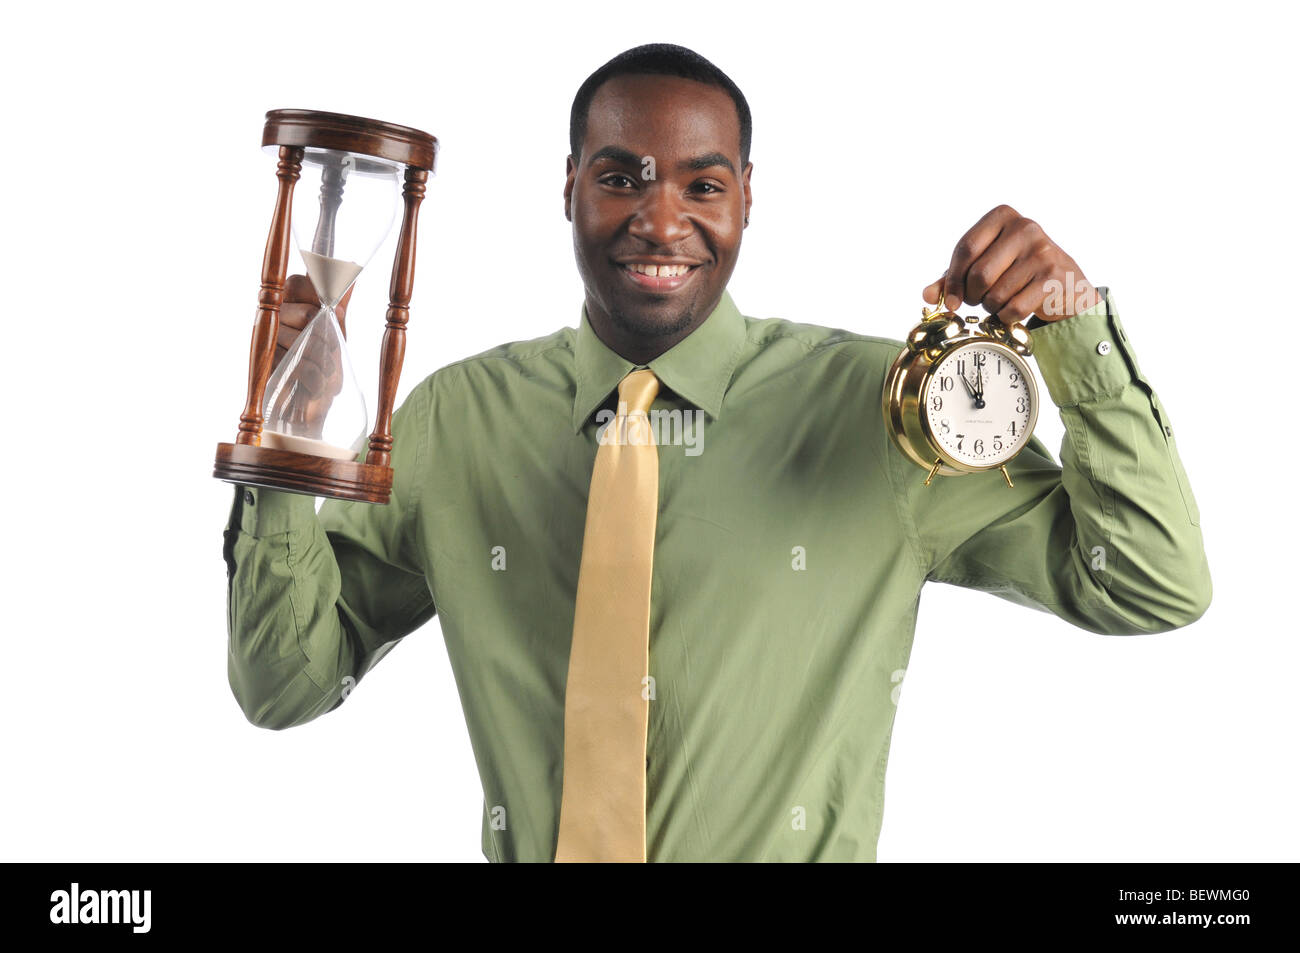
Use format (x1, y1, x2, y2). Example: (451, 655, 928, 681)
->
(892, 287, 1212, 634)
(223, 379, 437, 729)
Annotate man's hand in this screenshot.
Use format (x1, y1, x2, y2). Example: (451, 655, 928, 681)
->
(266, 274, 355, 439)
(922, 205, 1099, 324)
(274, 274, 353, 370)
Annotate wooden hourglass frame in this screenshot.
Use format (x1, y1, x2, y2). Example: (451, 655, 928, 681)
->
(214, 109, 437, 503)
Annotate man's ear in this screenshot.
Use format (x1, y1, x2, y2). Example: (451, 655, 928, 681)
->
(742, 161, 754, 228)
(563, 154, 577, 222)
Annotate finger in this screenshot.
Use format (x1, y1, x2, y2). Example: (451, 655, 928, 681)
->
(277, 301, 318, 332)
(283, 274, 321, 307)
(303, 338, 344, 394)
(944, 205, 1018, 312)
(962, 234, 1021, 306)
(275, 322, 304, 353)
(997, 277, 1049, 325)
(297, 357, 329, 396)
(922, 274, 947, 306)
(318, 342, 345, 394)
(981, 258, 1038, 319)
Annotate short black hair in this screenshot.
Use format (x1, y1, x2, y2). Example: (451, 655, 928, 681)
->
(569, 43, 752, 166)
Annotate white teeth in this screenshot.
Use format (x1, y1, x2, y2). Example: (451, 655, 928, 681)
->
(627, 263, 691, 278)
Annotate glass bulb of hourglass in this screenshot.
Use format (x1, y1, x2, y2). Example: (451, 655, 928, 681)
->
(261, 303, 369, 460)
(258, 145, 402, 461)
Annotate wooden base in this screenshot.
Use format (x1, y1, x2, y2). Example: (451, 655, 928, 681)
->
(214, 442, 393, 504)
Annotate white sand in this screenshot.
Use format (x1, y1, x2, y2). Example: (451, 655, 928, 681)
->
(260, 430, 362, 461)
(301, 250, 363, 307)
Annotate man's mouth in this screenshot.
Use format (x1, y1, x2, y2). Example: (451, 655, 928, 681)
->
(617, 259, 703, 293)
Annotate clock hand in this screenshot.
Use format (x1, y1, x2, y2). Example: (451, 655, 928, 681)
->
(961, 373, 977, 400)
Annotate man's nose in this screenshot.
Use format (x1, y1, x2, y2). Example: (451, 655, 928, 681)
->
(627, 186, 691, 245)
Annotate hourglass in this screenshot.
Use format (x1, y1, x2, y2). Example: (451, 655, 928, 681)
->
(214, 109, 437, 503)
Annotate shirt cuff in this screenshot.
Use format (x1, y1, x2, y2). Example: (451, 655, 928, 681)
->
(1027, 286, 1139, 406)
(231, 484, 318, 537)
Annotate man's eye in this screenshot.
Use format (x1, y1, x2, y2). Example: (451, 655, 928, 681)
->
(600, 174, 635, 188)
(691, 181, 724, 195)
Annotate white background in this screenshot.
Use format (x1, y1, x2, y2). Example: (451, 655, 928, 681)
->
(2, 0, 1294, 862)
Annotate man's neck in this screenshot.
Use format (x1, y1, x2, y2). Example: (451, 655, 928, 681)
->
(585, 295, 720, 365)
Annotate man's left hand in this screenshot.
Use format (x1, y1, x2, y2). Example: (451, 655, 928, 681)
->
(922, 204, 1100, 324)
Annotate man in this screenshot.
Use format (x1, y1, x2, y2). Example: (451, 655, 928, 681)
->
(223, 43, 1211, 862)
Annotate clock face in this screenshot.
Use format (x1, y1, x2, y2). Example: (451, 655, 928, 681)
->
(923, 343, 1037, 468)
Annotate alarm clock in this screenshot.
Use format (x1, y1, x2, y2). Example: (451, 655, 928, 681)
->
(882, 303, 1040, 488)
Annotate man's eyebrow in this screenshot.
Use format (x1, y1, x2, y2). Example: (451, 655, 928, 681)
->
(588, 145, 641, 166)
(680, 152, 736, 175)
(587, 146, 737, 176)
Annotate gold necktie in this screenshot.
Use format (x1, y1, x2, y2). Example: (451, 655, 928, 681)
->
(555, 368, 660, 862)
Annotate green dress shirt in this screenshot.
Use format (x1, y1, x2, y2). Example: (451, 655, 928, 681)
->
(222, 285, 1210, 862)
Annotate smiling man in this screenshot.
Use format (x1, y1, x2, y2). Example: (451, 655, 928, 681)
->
(565, 68, 751, 363)
(223, 43, 1211, 862)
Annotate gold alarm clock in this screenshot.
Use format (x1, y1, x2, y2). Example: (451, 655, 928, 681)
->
(883, 302, 1039, 488)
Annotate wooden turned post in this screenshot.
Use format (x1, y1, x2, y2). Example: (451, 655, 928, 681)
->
(366, 166, 428, 468)
(237, 145, 303, 445)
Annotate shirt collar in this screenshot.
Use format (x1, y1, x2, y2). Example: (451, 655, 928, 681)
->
(571, 289, 748, 433)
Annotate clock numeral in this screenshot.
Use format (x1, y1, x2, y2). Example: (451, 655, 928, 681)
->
(973, 353, 986, 369)
(996, 357, 1002, 375)
(956, 359, 966, 376)
(940, 419, 950, 434)
(1016, 396, 1028, 414)
(1009, 371, 1019, 383)
(956, 434, 965, 451)
(993, 436, 1002, 451)
(930, 395, 943, 411)
(940, 376, 954, 391)
(973, 438, 984, 455)
(1007, 421, 1017, 436)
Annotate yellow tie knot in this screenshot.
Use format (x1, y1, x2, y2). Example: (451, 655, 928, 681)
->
(619, 368, 660, 416)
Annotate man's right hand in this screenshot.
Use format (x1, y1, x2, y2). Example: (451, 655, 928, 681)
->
(274, 274, 354, 372)
(264, 274, 357, 439)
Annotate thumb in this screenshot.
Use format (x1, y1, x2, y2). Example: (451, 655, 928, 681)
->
(921, 273, 948, 307)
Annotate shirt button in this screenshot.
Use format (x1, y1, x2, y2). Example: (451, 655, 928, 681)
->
(244, 489, 255, 506)
(1096, 340, 1112, 355)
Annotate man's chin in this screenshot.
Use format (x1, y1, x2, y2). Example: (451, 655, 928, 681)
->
(609, 303, 697, 340)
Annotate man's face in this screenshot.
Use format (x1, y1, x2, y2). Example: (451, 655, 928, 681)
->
(564, 74, 752, 350)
